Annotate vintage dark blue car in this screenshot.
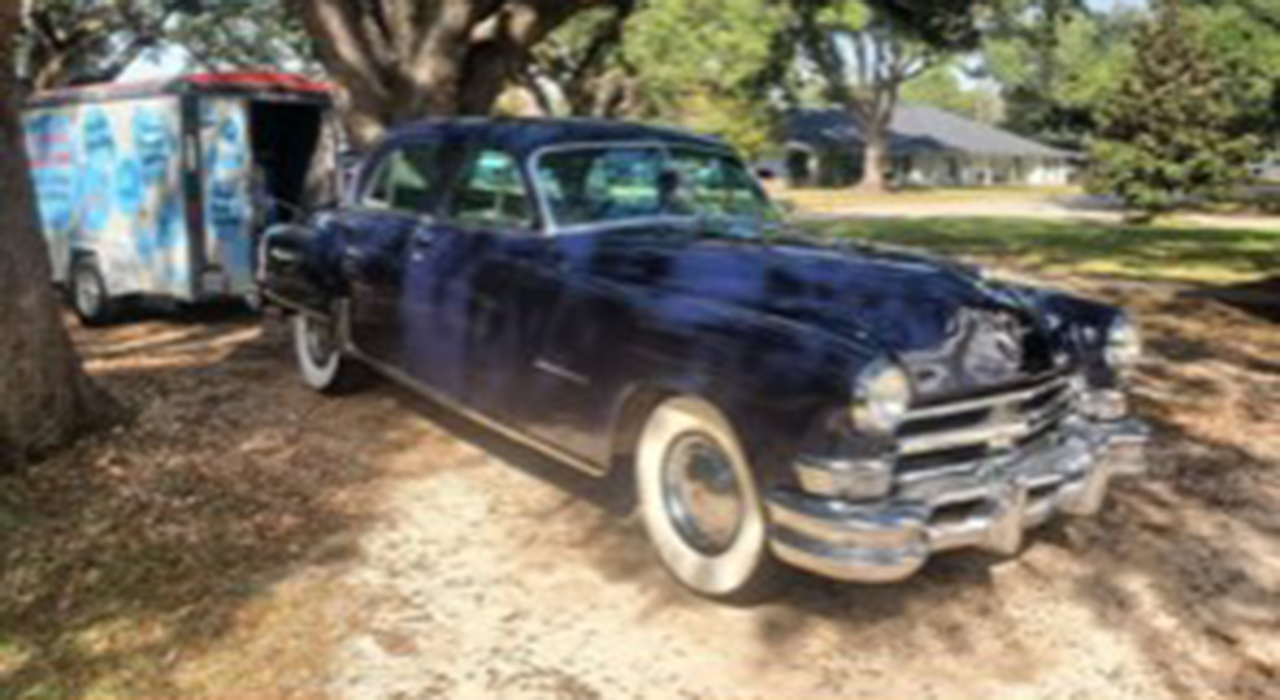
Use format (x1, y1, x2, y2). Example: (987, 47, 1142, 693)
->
(259, 118, 1149, 599)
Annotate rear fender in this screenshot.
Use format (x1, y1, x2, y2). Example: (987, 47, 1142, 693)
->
(258, 223, 338, 316)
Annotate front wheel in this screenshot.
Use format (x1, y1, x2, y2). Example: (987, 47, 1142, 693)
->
(292, 312, 364, 393)
(635, 396, 780, 601)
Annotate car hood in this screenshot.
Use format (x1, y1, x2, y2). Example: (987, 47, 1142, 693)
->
(551, 224, 1075, 398)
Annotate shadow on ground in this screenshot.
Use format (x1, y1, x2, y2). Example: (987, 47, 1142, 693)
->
(4, 275, 1279, 699)
(0, 314, 407, 698)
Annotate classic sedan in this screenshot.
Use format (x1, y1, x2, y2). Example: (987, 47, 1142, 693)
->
(259, 119, 1149, 600)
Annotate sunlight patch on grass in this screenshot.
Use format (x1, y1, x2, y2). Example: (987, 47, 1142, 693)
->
(812, 217, 1280, 285)
(776, 185, 1079, 210)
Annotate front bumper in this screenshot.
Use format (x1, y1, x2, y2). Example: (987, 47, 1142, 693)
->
(766, 418, 1149, 583)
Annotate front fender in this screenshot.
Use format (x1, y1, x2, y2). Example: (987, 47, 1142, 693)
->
(602, 293, 879, 493)
(1019, 287, 1127, 387)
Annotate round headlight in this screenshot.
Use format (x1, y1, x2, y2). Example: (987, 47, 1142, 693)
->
(1105, 315, 1142, 371)
(851, 361, 913, 436)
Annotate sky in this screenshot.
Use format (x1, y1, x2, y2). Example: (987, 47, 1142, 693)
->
(1087, 0, 1145, 10)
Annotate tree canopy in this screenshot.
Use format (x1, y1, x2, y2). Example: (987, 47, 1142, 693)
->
(16, 0, 310, 91)
(620, 0, 788, 156)
(982, 0, 1137, 148)
(1088, 4, 1259, 217)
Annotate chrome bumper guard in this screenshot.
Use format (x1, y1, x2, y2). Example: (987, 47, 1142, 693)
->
(766, 418, 1150, 583)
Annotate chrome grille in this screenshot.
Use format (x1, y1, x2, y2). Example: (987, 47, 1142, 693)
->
(895, 373, 1079, 480)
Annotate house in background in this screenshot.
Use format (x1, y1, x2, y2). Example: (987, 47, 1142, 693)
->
(777, 105, 1079, 188)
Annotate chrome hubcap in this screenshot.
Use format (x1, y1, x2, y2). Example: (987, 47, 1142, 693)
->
(662, 432, 745, 555)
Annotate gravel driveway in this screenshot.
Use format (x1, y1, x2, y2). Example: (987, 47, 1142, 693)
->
(9, 274, 1275, 700)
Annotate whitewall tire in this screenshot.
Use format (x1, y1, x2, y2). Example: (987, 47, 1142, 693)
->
(292, 313, 361, 393)
(635, 396, 778, 600)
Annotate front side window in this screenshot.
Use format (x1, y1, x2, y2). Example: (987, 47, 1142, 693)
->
(446, 148, 533, 230)
(362, 142, 443, 215)
(534, 145, 776, 230)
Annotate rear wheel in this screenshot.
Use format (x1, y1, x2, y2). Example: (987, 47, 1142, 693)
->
(635, 396, 780, 601)
(292, 312, 363, 393)
(70, 257, 115, 326)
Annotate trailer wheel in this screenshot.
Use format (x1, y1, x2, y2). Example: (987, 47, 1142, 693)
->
(70, 257, 115, 326)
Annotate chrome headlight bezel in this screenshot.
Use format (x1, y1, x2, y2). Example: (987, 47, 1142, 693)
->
(1105, 315, 1143, 373)
(850, 360, 913, 436)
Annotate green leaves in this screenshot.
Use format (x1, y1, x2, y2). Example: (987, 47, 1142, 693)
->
(983, 1, 1137, 148)
(622, 0, 789, 155)
(1088, 6, 1260, 217)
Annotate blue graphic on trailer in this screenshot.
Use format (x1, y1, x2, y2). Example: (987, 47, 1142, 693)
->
(24, 113, 77, 234)
(127, 106, 179, 263)
(81, 109, 116, 235)
(202, 102, 254, 285)
(133, 107, 173, 185)
(206, 112, 248, 243)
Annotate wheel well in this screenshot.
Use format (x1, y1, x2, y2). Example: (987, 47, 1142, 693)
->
(609, 385, 674, 474)
(69, 249, 98, 273)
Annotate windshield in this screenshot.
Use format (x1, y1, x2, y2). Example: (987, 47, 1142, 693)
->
(533, 145, 779, 231)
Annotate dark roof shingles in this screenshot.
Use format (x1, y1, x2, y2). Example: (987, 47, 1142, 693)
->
(786, 106, 1071, 158)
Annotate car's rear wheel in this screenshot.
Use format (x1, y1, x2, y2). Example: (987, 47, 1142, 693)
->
(292, 312, 363, 393)
(635, 396, 779, 601)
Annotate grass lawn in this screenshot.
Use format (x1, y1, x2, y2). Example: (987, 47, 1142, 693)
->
(810, 216, 1280, 286)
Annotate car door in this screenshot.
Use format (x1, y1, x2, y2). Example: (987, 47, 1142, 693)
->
(399, 142, 548, 413)
(342, 137, 453, 366)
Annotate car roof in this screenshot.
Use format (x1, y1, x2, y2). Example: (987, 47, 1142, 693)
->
(383, 118, 731, 158)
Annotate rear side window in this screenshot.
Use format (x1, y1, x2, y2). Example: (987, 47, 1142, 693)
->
(363, 142, 443, 215)
(446, 148, 533, 230)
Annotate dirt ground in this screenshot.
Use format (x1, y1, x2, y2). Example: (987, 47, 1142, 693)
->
(2, 274, 1279, 700)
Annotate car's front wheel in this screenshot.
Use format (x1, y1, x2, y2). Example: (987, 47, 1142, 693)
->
(635, 396, 780, 601)
(292, 312, 363, 393)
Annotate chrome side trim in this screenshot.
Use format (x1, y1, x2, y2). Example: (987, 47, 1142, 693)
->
(533, 359, 592, 387)
(332, 301, 607, 478)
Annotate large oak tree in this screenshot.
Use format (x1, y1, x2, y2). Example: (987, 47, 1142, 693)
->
(0, 0, 108, 469)
(289, 0, 631, 146)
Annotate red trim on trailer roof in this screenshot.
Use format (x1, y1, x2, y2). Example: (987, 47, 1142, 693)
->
(184, 72, 331, 93)
(30, 72, 331, 102)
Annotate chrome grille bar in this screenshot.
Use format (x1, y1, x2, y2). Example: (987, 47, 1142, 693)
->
(897, 373, 1080, 460)
(907, 374, 1073, 421)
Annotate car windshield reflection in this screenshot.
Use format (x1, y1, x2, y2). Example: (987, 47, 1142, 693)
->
(533, 144, 781, 233)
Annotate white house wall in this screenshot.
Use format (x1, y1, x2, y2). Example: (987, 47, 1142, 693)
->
(893, 153, 1073, 188)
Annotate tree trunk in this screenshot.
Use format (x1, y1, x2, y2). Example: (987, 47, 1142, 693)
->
(858, 117, 891, 193)
(0, 4, 111, 470)
(291, 0, 623, 148)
